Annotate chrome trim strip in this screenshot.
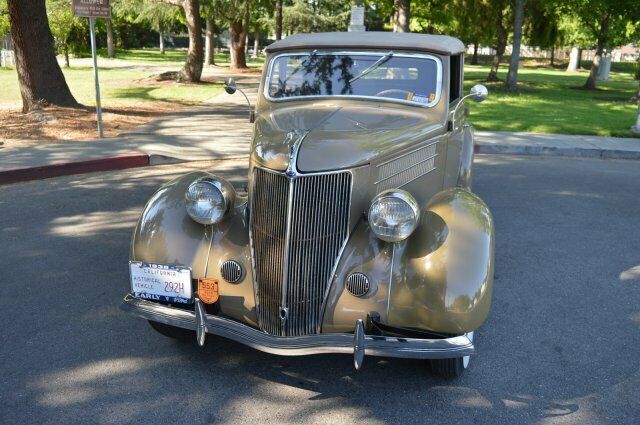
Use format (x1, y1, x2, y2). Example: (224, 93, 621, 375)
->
(374, 153, 438, 184)
(375, 139, 441, 168)
(264, 50, 444, 109)
(121, 295, 475, 359)
(279, 177, 295, 334)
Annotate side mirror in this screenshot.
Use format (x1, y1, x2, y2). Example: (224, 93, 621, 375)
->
(224, 78, 237, 95)
(469, 84, 488, 103)
(223, 78, 254, 123)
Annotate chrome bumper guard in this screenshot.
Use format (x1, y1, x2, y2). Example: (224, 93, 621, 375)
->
(120, 295, 475, 370)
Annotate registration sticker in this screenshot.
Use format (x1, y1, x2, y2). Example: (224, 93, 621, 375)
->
(129, 262, 193, 304)
(408, 93, 431, 104)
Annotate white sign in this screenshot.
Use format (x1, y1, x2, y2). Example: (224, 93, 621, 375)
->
(348, 6, 366, 32)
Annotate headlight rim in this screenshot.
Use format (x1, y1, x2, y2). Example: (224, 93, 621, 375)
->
(368, 189, 421, 243)
(185, 175, 235, 225)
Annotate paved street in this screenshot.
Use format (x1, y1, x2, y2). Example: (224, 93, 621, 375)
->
(1, 155, 639, 424)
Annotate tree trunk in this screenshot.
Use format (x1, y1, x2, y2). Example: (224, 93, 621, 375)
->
(7, 0, 78, 112)
(393, 0, 410, 33)
(471, 42, 479, 65)
(505, 0, 524, 91)
(64, 47, 70, 68)
(106, 18, 115, 58)
(252, 31, 259, 59)
(275, 0, 282, 40)
(584, 14, 610, 90)
(159, 30, 165, 54)
(567, 46, 580, 71)
(229, 8, 249, 69)
(205, 19, 215, 65)
(180, 0, 203, 82)
(550, 47, 555, 67)
(487, 16, 507, 82)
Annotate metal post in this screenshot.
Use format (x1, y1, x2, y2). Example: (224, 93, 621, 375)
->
(89, 17, 104, 138)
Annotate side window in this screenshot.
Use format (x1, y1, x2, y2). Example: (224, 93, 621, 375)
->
(449, 54, 463, 103)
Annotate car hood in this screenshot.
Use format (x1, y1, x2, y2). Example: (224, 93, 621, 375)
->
(252, 102, 445, 172)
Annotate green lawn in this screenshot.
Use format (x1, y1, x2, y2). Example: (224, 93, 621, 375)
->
(465, 64, 639, 138)
(0, 67, 223, 109)
(98, 48, 265, 69)
(1, 49, 637, 138)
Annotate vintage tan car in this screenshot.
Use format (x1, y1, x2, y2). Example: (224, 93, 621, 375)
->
(121, 32, 494, 378)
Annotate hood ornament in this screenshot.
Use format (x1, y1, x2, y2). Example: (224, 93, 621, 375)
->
(284, 130, 308, 178)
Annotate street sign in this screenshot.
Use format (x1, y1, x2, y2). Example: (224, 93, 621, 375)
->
(72, 0, 111, 19)
(72, 0, 110, 138)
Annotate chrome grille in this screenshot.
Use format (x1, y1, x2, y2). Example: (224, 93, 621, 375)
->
(250, 168, 352, 336)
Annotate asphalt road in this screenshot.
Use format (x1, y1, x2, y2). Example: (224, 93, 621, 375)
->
(1, 155, 639, 424)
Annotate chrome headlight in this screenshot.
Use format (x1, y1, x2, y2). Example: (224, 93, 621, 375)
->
(368, 189, 420, 243)
(185, 176, 235, 225)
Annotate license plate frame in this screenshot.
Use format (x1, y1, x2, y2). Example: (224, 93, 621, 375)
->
(129, 261, 193, 304)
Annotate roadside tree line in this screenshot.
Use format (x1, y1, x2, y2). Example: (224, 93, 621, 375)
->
(1, 0, 638, 114)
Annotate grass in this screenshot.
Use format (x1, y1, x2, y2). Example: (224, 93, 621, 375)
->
(97, 48, 265, 69)
(0, 49, 637, 138)
(464, 63, 639, 138)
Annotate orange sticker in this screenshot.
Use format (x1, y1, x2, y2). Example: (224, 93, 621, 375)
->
(429, 92, 436, 102)
(198, 278, 219, 304)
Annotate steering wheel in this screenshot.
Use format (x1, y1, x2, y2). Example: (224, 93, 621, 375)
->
(374, 89, 412, 99)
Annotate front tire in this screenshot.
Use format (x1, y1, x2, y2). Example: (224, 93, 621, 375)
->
(148, 320, 195, 342)
(430, 332, 474, 379)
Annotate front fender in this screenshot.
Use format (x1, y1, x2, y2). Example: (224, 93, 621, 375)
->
(130, 172, 258, 327)
(131, 172, 213, 278)
(323, 187, 494, 334)
(389, 187, 494, 333)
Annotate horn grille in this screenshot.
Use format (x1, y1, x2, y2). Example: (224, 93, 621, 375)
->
(346, 273, 370, 297)
(221, 260, 242, 283)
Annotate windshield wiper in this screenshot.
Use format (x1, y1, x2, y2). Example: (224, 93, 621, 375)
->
(279, 49, 318, 88)
(349, 51, 394, 84)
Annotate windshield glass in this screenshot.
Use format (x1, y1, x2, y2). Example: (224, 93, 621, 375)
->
(266, 52, 442, 107)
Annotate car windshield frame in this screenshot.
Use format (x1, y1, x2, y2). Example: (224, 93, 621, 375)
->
(263, 50, 444, 108)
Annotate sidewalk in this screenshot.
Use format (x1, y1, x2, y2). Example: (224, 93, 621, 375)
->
(475, 131, 640, 160)
(2, 76, 639, 184)
(0, 72, 258, 184)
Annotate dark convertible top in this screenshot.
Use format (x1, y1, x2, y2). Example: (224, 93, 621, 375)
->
(265, 32, 466, 56)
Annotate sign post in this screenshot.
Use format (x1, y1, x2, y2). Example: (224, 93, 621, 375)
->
(72, 0, 111, 138)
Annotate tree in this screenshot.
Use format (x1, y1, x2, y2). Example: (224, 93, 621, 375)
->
(157, 0, 203, 81)
(7, 0, 78, 112)
(558, 0, 640, 89)
(275, 0, 282, 40)
(106, 18, 115, 57)
(115, 0, 180, 55)
(393, 0, 410, 32)
(0, 2, 9, 40)
(486, 1, 511, 82)
(47, 0, 82, 68)
(505, 0, 525, 90)
(525, 0, 564, 67)
(216, 0, 252, 69)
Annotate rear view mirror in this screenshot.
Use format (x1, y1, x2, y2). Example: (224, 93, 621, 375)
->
(470, 84, 488, 103)
(224, 78, 237, 95)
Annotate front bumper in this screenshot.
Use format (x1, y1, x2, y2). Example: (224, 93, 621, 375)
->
(120, 294, 475, 368)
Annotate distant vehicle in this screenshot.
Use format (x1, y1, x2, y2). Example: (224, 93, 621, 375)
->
(121, 32, 493, 378)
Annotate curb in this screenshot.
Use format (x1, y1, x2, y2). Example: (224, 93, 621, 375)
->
(0, 152, 149, 186)
(474, 144, 640, 160)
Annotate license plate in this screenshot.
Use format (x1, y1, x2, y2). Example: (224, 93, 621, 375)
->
(129, 262, 192, 304)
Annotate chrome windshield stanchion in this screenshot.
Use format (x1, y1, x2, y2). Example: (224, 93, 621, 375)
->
(195, 298, 208, 347)
(353, 319, 365, 370)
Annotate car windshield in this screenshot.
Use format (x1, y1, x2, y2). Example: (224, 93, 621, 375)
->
(266, 51, 441, 107)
